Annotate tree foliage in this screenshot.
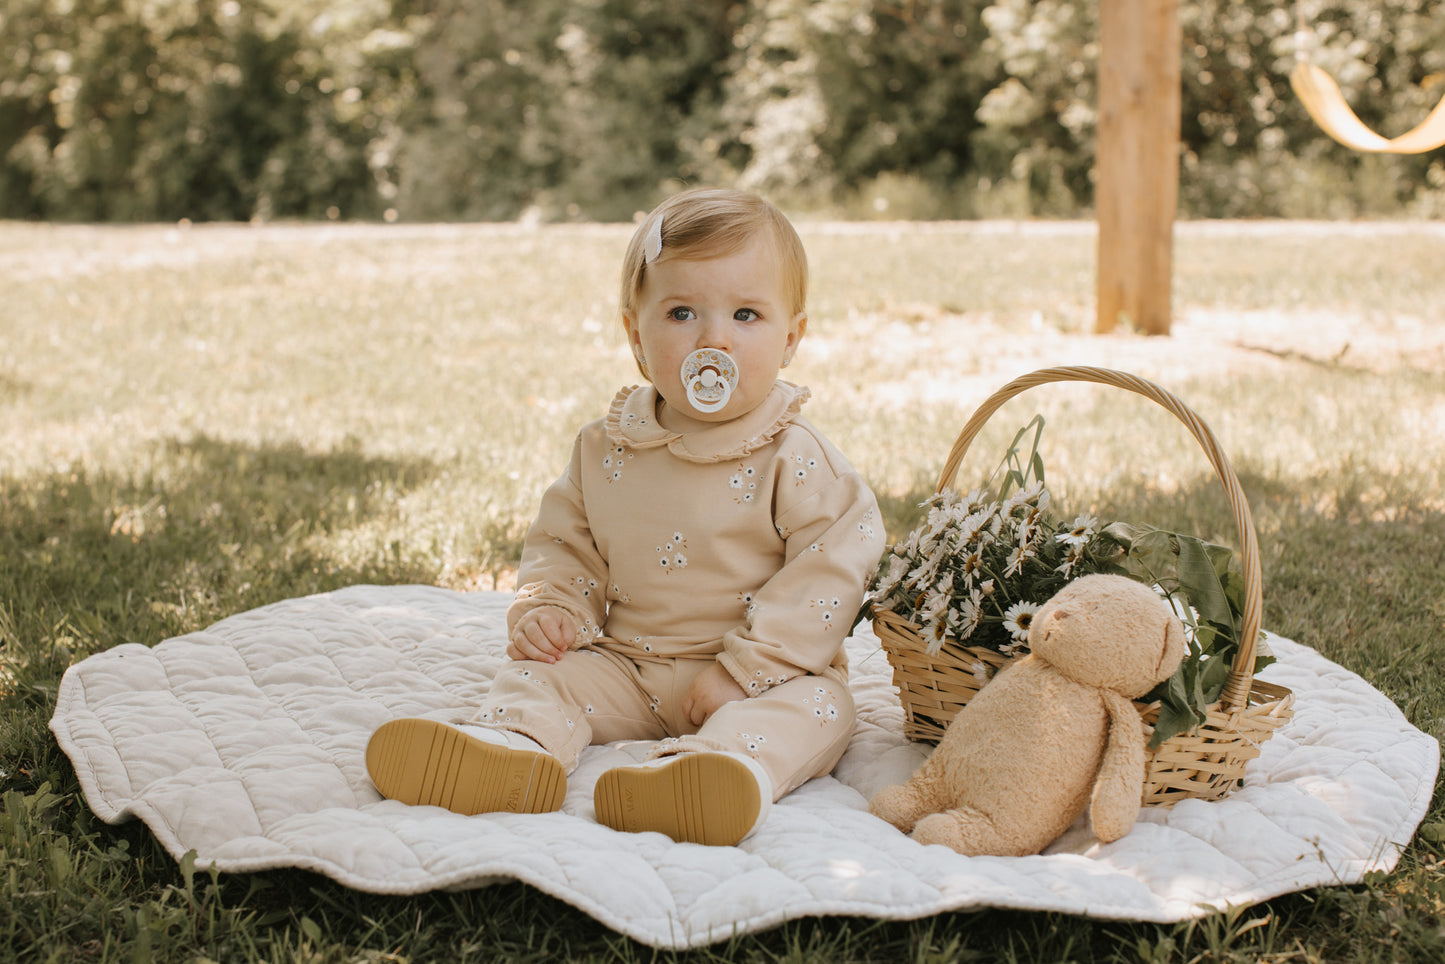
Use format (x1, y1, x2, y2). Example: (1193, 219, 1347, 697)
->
(3, 0, 1443, 221)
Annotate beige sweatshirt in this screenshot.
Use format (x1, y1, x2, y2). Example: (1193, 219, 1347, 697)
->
(507, 381, 886, 695)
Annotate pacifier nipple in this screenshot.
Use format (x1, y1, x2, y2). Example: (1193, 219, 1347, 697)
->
(680, 348, 738, 414)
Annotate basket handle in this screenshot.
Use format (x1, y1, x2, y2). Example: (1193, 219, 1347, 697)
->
(936, 366, 1262, 713)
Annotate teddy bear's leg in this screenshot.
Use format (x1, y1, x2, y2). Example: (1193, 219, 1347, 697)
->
(912, 807, 1042, 857)
(869, 773, 950, 835)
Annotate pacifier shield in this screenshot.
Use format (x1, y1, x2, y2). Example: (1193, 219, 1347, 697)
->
(680, 348, 738, 414)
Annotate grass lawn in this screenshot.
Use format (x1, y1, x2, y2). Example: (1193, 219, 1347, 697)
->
(3, 219, 1443, 962)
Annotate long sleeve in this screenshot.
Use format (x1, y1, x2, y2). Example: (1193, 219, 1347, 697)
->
(505, 436, 610, 647)
(715, 441, 886, 694)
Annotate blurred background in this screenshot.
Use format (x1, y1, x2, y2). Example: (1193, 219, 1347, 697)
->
(4, 0, 1444, 225)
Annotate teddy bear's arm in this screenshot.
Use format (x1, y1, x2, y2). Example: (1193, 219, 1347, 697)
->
(1089, 689, 1148, 843)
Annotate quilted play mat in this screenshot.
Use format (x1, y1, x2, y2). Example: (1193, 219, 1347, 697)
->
(51, 584, 1438, 950)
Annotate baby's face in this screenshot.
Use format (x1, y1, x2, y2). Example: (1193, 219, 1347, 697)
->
(625, 234, 805, 424)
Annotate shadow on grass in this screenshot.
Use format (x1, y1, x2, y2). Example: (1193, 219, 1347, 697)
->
(1, 433, 441, 732)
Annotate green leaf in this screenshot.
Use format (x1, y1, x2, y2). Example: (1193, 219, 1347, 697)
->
(1197, 653, 1234, 706)
(991, 415, 1046, 498)
(1149, 698, 1204, 749)
(1175, 534, 1235, 640)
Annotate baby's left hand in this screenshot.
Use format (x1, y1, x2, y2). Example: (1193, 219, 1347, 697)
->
(682, 662, 747, 726)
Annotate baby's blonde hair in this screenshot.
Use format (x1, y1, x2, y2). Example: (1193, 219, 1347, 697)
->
(620, 188, 808, 325)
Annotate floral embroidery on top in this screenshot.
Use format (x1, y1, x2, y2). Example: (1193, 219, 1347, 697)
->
(788, 452, 818, 486)
(602, 444, 633, 483)
(729, 463, 760, 504)
(618, 410, 650, 430)
(857, 507, 877, 542)
(745, 668, 789, 695)
(656, 531, 688, 573)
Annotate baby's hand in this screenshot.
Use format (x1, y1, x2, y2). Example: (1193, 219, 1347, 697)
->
(508, 607, 576, 663)
(682, 662, 747, 726)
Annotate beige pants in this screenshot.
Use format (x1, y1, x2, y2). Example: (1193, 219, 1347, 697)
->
(471, 645, 855, 801)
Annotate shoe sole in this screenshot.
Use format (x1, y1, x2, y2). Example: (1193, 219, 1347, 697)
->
(365, 718, 565, 815)
(593, 753, 761, 847)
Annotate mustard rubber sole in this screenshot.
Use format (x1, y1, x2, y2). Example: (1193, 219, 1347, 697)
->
(593, 753, 762, 847)
(365, 718, 565, 815)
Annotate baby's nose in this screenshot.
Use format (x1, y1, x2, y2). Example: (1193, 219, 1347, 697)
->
(698, 316, 732, 350)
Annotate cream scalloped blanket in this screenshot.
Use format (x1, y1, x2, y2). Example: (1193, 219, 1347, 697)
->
(50, 585, 1438, 950)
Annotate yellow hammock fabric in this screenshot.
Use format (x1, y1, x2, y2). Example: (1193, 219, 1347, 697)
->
(1291, 61, 1445, 154)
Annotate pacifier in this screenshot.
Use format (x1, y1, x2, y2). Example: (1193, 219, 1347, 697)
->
(680, 348, 738, 414)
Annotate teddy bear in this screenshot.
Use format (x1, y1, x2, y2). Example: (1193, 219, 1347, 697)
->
(870, 573, 1187, 857)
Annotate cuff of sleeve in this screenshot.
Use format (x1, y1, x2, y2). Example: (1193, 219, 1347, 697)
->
(718, 650, 792, 698)
(507, 586, 603, 648)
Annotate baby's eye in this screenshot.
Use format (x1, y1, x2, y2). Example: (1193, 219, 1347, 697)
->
(668, 306, 696, 322)
(734, 308, 760, 322)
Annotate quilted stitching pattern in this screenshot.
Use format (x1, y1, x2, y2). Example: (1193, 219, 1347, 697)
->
(50, 585, 1438, 950)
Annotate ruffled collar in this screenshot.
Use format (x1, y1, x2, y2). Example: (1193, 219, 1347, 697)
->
(605, 381, 810, 463)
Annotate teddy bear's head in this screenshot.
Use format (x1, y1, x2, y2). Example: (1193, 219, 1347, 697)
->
(1027, 573, 1187, 699)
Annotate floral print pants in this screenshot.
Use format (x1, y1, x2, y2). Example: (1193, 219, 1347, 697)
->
(471, 645, 855, 801)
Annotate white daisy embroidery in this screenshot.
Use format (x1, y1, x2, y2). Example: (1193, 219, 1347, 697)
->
(603, 445, 631, 483)
(810, 596, 842, 627)
(731, 463, 760, 504)
(658, 531, 687, 572)
(738, 732, 767, 757)
(858, 507, 877, 542)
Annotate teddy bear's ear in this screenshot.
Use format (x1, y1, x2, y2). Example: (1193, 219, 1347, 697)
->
(1153, 609, 1188, 682)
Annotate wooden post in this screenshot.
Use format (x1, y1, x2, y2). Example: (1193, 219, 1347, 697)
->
(1096, 0, 1181, 335)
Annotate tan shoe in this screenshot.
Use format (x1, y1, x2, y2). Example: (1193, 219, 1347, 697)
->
(593, 751, 771, 846)
(366, 718, 565, 815)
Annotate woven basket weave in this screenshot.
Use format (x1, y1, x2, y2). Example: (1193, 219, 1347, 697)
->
(874, 366, 1295, 807)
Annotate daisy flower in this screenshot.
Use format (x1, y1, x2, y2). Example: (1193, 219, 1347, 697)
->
(1002, 600, 1042, 642)
(1056, 513, 1100, 547)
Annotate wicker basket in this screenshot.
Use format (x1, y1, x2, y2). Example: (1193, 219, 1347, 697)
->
(874, 366, 1295, 807)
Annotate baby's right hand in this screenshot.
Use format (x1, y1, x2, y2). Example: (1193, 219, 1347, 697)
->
(507, 606, 577, 663)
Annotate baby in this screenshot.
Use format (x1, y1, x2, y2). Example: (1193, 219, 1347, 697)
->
(366, 188, 885, 846)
